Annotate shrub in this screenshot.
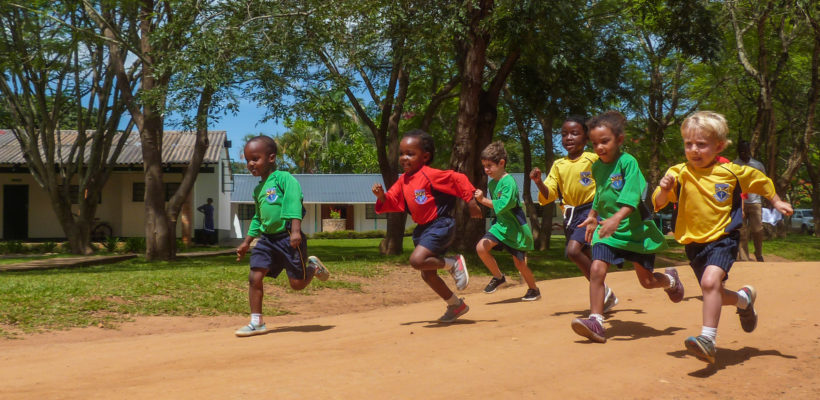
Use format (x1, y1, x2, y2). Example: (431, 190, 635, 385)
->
(39, 241, 57, 253)
(58, 241, 72, 253)
(105, 237, 120, 253)
(4, 241, 26, 254)
(176, 238, 188, 252)
(124, 237, 146, 253)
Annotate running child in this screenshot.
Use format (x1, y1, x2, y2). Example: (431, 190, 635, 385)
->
(529, 115, 619, 311)
(234, 136, 330, 337)
(572, 111, 683, 343)
(372, 129, 483, 323)
(474, 141, 540, 301)
(653, 111, 792, 363)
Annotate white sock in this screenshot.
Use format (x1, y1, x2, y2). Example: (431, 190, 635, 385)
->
(251, 313, 262, 326)
(590, 313, 604, 322)
(444, 257, 455, 268)
(701, 326, 717, 344)
(665, 273, 676, 290)
(446, 294, 461, 306)
(736, 289, 750, 309)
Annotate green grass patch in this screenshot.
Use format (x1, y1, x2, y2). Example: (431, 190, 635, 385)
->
(759, 235, 820, 261)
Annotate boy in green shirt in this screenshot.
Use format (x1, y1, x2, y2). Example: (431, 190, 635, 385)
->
(474, 142, 540, 301)
(234, 136, 330, 337)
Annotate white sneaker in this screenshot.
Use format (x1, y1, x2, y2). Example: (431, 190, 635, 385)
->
(449, 254, 469, 290)
(603, 286, 619, 313)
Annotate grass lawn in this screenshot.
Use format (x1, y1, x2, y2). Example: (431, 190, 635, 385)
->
(2, 234, 818, 337)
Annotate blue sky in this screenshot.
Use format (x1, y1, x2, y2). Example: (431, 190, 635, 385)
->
(207, 98, 287, 160)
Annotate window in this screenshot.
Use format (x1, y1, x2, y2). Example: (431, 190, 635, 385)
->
(365, 204, 386, 219)
(238, 204, 255, 220)
(132, 182, 182, 202)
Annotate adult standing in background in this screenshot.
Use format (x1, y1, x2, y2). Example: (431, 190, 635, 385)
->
(197, 198, 215, 243)
(734, 141, 766, 262)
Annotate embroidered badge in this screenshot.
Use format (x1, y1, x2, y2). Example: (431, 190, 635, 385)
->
(609, 173, 624, 190)
(579, 171, 593, 186)
(265, 187, 278, 203)
(713, 183, 730, 202)
(414, 189, 428, 204)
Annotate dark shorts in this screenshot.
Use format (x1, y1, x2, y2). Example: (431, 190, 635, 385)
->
(591, 243, 656, 272)
(563, 203, 593, 250)
(685, 231, 739, 283)
(483, 232, 526, 261)
(250, 231, 308, 280)
(412, 216, 455, 256)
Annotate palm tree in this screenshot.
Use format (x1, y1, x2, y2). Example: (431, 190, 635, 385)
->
(278, 121, 323, 173)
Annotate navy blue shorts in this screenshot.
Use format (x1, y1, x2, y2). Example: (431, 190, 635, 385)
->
(412, 217, 455, 256)
(685, 231, 739, 283)
(483, 232, 526, 261)
(591, 242, 655, 272)
(563, 203, 593, 249)
(250, 231, 308, 280)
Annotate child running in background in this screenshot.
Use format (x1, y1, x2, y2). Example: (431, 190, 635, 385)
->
(234, 136, 330, 337)
(530, 115, 618, 311)
(474, 141, 540, 301)
(372, 129, 483, 323)
(572, 111, 683, 343)
(653, 111, 793, 363)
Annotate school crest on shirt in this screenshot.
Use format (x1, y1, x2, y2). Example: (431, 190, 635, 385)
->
(265, 187, 278, 203)
(609, 173, 624, 190)
(414, 189, 428, 204)
(579, 171, 593, 186)
(713, 183, 730, 202)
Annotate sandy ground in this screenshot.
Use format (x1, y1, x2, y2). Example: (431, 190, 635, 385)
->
(1, 260, 819, 399)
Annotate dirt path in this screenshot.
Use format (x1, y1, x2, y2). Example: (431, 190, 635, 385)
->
(1, 261, 819, 399)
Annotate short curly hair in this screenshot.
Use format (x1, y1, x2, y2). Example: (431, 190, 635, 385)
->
(587, 110, 626, 137)
(480, 141, 507, 164)
(403, 129, 435, 165)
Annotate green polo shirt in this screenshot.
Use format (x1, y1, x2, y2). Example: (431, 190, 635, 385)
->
(488, 174, 534, 251)
(247, 170, 304, 237)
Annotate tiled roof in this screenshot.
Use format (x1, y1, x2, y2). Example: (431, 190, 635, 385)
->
(0, 129, 227, 165)
(232, 173, 540, 204)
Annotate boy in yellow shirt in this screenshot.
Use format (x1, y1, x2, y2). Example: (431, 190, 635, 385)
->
(653, 111, 793, 363)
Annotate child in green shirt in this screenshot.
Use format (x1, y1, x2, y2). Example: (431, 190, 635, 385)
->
(474, 142, 539, 301)
(234, 136, 330, 337)
(572, 111, 683, 343)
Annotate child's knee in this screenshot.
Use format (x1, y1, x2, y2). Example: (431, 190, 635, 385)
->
(408, 254, 426, 269)
(288, 278, 309, 291)
(699, 275, 722, 292)
(248, 269, 265, 288)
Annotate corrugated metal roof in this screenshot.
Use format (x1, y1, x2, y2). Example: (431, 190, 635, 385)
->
(0, 129, 226, 165)
(231, 173, 540, 204)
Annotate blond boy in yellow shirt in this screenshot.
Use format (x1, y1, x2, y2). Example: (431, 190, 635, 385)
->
(653, 111, 793, 363)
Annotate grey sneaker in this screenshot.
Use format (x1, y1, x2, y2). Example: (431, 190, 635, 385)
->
(449, 255, 469, 291)
(235, 323, 267, 337)
(664, 267, 684, 303)
(438, 298, 469, 323)
(685, 335, 716, 363)
(571, 316, 606, 343)
(308, 255, 330, 281)
(603, 287, 619, 313)
(737, 285, 758, 333)
(483, 275, 506, 293)
(521, 288, 541, 301)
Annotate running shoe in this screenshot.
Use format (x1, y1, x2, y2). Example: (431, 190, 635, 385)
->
(736, 285, 758, 333)
(438, 298, 469, 323)
(571, 316, 606, 343)
(449, 255, 469, 290)
(235, 323, 267, 337)
(308, 255, 330, 281)
(521, 288, 541, 301)
(603, 287, 619, 313)
(685, 335, 716, 364)
(483, 275, 506, 293)
(664, 267, 684, 303)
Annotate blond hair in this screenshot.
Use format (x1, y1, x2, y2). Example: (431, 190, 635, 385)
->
(680, 111, 732, 146)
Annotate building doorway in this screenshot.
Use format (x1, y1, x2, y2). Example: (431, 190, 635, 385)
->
(3, 185, 29, 240)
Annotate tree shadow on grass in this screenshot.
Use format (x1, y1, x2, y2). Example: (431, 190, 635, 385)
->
(667, 346, 797, 377)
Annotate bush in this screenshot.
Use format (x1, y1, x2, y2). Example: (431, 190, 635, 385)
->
(4, 241, 26, 254)
(105, 237, 120, 253)
(176, 238, 188, 252)
(39, 241, 57, 253)
(311, 230, 386, 239)
(58, 241, 72, 253)
(124, 237, 146, 253)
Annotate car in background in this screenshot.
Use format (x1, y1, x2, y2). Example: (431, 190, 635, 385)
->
(791, 208, 815, 234)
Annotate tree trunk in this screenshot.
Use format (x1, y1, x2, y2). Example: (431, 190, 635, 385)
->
(536, 114, 556, 250)
(380, 213, 407, 254)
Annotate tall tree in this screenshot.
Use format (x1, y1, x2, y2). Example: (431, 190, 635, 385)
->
(0, 1, 133, 254)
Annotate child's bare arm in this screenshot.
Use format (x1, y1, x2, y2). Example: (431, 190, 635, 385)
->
(289, 219, 302, 248)
(467, 198, 483, 218)
(770, 194, 794, 216)
(529, 168, 550, 200)
(578, 210, 599, 243)
(371, 183, 386, 201)
(474, 189, 493, 208)
(598, 206, 633, 239)
(236, 235, 255, 262)
(653, 174, 675, 208)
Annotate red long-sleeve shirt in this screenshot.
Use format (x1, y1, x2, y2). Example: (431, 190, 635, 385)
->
(375, 165, 476, 225)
